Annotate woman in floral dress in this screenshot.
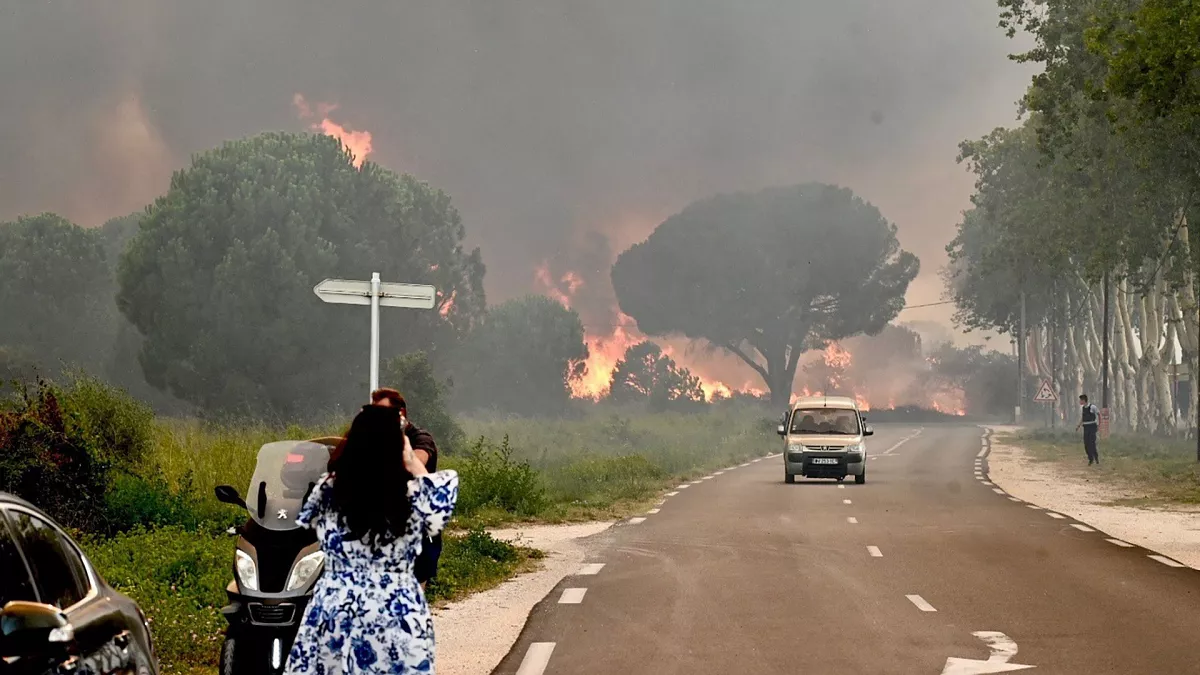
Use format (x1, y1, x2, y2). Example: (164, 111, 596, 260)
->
(285, 404, 459, 674)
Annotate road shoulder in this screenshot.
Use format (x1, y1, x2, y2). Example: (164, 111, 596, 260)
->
(986, 425, 1200, 569)
(432, 522, 612, 675)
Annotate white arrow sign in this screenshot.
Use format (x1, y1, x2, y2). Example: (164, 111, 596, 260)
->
(941, 631, 1035, 674)
(313, 274, 437, 397)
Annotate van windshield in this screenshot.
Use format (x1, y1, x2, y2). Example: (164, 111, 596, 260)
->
(790, 408, 860, 435)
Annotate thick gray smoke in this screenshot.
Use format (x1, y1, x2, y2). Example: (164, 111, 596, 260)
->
(0, 0, 1031, 341)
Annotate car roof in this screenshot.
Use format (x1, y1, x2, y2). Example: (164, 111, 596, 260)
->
(0, 492, 43, 512)
(792, 395, 859, 410)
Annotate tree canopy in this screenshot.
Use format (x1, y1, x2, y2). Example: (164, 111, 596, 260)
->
(449, 295, 588, 416)
(117, 132, 485, 418)
(606, 341, 705, 412)
(611, 183, 918, 405)
(0, 213, 116, 376)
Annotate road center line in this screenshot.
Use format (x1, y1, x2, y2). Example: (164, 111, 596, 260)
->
(847, 517, 858, 524)
(558, 588, 587, 604)
(843, 499, 852, 504)
(1150, 554, 1185, 568)
(1106, 538, 1133, 547)
(1070, 523, 1095, 532)
(629, 517, 647, 524)
(906, 594, 937, 612)
(515, 642, 556, 675)
(837, 484, 846, 490)
(867, 546, 882, 557)
(577, 563, 605, 575)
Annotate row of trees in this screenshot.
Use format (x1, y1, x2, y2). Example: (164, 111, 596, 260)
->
(945, 0, 1200, 435)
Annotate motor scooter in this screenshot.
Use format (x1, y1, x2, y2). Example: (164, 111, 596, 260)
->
(213, 438, 337, 675)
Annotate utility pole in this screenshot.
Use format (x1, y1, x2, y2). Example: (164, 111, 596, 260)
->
(1017, 290, 1027, 425)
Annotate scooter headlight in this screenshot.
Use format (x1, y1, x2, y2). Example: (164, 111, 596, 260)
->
(286, 551, 326, 591)
(235, 549, 259, 591)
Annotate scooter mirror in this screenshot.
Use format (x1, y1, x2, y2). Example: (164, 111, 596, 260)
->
(215, 485, 247, 509)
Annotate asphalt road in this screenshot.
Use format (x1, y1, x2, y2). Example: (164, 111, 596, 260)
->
(491, 424, 1200, 674)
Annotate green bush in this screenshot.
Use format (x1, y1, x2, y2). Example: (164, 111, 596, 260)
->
(451, 435, 549, 519)
(426, 528, 538, 603)
(83, 526, 233, 673)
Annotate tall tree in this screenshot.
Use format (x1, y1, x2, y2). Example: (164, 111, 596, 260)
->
(0, 214, 116, 376)
(607, 341, 705, 412)
(611, 183, 918, 406)
(117, 132, 485, 418)
(449, 295, 588, 416)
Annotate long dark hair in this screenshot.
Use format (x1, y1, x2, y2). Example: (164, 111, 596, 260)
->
(327, 404, 414, 544)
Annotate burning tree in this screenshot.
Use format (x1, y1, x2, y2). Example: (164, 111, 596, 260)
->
(611, 183, 919, 406)
(607, 341, 705, 412)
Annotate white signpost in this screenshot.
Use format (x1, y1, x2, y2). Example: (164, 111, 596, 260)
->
(313, 273, 436, 398)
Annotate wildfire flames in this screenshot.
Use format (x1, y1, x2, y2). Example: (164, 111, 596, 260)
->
(293, 94, 374, 168)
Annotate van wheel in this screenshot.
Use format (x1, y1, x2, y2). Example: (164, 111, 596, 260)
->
(785, 472, 795, 484)
(855, 471, 866, 485)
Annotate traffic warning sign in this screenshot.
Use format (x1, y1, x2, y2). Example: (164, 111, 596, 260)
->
(1033, 379, 1057, 402)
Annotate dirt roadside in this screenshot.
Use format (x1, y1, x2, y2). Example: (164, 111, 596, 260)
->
(986, 425, 1200, 569)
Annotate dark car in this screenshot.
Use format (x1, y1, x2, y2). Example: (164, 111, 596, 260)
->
(0, 492, 157, 675)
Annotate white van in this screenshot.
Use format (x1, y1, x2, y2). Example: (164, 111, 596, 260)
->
(776, 395, 874, 484)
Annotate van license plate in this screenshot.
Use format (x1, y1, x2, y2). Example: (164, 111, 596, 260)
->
(811, 458, 838, 465)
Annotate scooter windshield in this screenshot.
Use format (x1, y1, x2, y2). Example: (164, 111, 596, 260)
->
(246, 440, 331, 531)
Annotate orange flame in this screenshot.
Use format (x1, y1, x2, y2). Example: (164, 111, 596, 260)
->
(293, 94, 373, 168)
(438, 290, 456, 317)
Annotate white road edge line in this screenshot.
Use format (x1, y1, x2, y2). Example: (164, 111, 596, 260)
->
(1008, 497, 1022, 502)
(677, 485, 690, 489)
(977, 447, 987, 458)
(558, 588, 587, 604)
(1026, 504, 1043, 510)
(647, 509, 660, 514)
(1070, 524, 1095, 532)
(1106, 538, 1133, 548)
(629, 517, 647, 524)
(1150, 554, 1186, 568)
(867, 546, 882, 557)
(666, 492, 679, 497)
(1047, 512, 1066, 519)
(847, 517, 858, 524)
(577, 563, 605, 575)
(715, 471, 725, 475)
(992, 488, 1005, 494)
(906, 594, 937, 612)
(515, 642, 556, 675)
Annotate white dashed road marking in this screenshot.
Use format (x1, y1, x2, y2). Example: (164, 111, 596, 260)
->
(1047, 513, 1066, 519)
(992, 488, 1005, 494)
(867, 546, 882, 557)
(1026, 504, 1043, 510)
(516, 642, 556, 675)
(577, 563, 605, 575)
(677, 485, 690, 489)
(666, 491, 679, 497)
(1106, 538, 1133, 548)
(1150, 554, 1185, 568)
(1070, 524, 1095, 532)
(906, 595, 937, 612)
(715, 471, 725, 475)
(1008, 497, 1022, 502)
(847, 517, 858, 524)
(837, 484, 846, 490)
(629, 517, 647, 525)
(559, 588, 587, 604)
(843, 499, 852, 505)
(647, 509, 660, 514)
(982, 481, 994, 486)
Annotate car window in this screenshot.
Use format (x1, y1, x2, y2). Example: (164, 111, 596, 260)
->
(0, 511, 37, 606)
(8, 511, 90, 609)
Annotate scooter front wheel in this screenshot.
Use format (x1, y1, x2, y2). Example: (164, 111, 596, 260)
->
(220, 636, 274, 675)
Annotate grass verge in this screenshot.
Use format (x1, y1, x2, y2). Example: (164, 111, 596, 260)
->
(1001, 428, 1200, 506)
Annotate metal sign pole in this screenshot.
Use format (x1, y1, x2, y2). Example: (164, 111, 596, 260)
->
(369, 272, 381, 397)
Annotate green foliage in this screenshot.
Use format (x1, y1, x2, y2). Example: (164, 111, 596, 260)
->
(0, 374, 154, 532)
(382, 350, 464, 452)
(607, 341, 705, 412)
(450, 436, 549, 519)
(925, 343, 1018, 418)
(83, 527, 233, 673)
(425, 529, 536, 603)
(116, 131, 485, 419)
(0, 214, 117, 376)
(450, 295, 588, 415)
(612, 184, 918, 405)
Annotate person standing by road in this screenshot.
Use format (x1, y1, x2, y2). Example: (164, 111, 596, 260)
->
(1076, 394, 1100, 465)
(285, 403, 458, 674)
(371, 388, 443, 591)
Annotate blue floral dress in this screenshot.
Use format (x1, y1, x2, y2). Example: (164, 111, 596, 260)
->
(284, 469, 459, 674)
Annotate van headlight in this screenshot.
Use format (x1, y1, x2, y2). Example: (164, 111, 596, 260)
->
(286, 551, 326, 591)
(844, 442, 864, 454)
(788, 443, 804, 453)
(235, 550, 259, 591)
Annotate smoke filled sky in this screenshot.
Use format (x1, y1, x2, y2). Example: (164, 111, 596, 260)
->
(0, 0, 1033, 341)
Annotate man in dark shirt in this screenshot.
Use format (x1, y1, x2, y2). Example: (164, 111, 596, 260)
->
(371, 388, 442, 590)
(1076, 394, 1100, 465)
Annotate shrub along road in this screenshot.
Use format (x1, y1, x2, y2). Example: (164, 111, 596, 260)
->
(491, 424, 1200, 674)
